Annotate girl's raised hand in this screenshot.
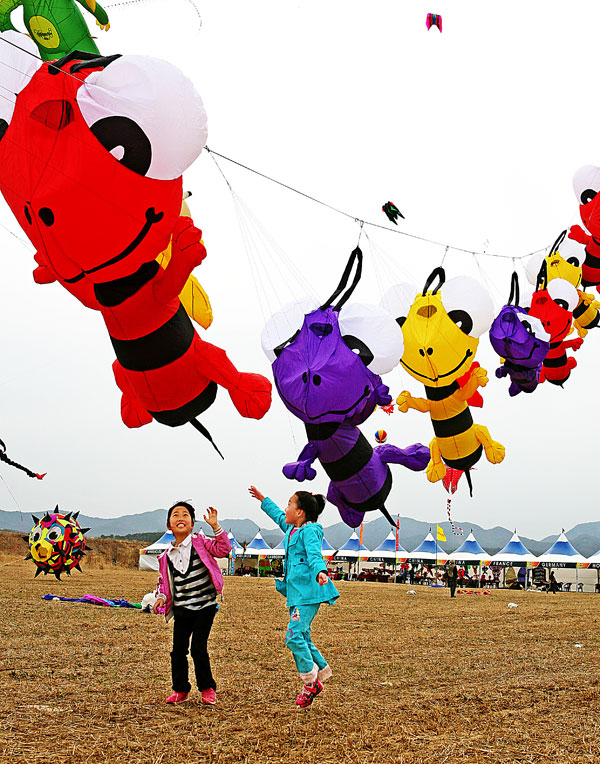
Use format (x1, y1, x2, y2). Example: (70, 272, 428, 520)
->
(203, 506, 219, 529)
(248, 485, 265, 502)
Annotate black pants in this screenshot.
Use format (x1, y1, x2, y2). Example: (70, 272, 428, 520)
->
(449, 580, 457, 597)
(171, 605, 217, 693)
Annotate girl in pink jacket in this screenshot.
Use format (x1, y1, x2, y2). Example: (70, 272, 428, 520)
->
(153, 501, 231, 705)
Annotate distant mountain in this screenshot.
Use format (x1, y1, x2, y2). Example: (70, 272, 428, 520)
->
(2, 508, 599, 556)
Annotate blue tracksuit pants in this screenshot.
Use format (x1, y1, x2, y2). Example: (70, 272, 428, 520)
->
(285, 603, 328, 681)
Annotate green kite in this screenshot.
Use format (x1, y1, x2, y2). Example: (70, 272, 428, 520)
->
(0, 0, 110, 61)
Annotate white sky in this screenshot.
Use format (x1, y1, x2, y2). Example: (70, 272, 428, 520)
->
(0, 0, 597, 537)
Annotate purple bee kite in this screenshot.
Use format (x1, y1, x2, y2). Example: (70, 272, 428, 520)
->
(261, 247, 430, 528)
(489, 272, 550, 396)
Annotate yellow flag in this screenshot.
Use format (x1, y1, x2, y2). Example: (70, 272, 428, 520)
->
(436, 524, 447, 542)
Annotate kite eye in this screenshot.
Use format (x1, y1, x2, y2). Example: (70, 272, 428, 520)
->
(581, 189, 597, 206)
(338, 302, 404, 375)
(0, 32, 43, 133)
(516, 313, 549, 341)
(261, 298, 319, 363)
(547, 278, 578, 313)
(573, 165, 600, 206)
(525, 252, 545, 287)
(31, 529, 41, 543)
(46, 525, 62, 542)
(440, 276, 494, 337)
(76, 55, 208, 180)
(89, 116, 152, 176)
(380, 283, 418, 329)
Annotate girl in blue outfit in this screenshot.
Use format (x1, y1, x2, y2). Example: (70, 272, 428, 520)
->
(249, 485, 339, 708)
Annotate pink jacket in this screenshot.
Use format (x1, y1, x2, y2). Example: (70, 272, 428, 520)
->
(155, 530, 231, 620)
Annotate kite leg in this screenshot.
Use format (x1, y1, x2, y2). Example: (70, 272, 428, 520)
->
(193, 339, 272, 420)
(426, 437, 446, 483)
(473, 424, 505, 465)
(327, 483, 365, 529)
(112, 361, 153, 428)
(375, 443, 430, 471)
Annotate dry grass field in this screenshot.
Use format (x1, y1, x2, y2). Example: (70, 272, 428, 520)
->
(2, 543, 600, 763)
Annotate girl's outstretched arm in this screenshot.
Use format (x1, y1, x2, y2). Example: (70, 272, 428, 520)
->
(249, 486, 289, 533)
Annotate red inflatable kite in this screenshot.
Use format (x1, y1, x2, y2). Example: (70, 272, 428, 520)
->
(0, 35, 271, 450)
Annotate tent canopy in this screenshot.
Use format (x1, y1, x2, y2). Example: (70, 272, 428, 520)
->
(449, 531, 487, 563)
(334, 531, 370, 561)
(138, 530, 175, 571)
(536, 531, 587, 567)
(369, 529, 408, 561)
(407, 531, 447, 562)
(490, 531, 536, 565)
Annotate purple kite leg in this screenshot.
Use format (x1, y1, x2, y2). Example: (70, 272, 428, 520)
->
(327, 483, 365, 528)
(375, 443, 430, 471)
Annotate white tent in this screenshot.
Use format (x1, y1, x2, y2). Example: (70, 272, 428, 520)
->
(490, 531, 537, 566)
(406, 531, 448, 563)
(138, 531, 175, 571)
(369, 529, 408, 562)
(243, 531, 273, 557)
(536, 531, 588, 568)
(333, 531, 370, 561)
(448, 531, 487, 564)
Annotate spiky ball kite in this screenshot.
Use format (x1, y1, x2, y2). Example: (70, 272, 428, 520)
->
(25, 508, 90, 579)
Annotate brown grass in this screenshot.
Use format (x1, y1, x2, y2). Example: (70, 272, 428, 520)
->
(0, 530, 141, 569)
(1, 544, 600, 763)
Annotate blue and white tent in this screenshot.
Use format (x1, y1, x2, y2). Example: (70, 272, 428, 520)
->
(407, 531, 447, 562)
(537, 531, 587, 568)
(244, 531, 273, 558)
(490, 531, 536, 566)
(369, 530, 408, 561)
(138, 530, 175, 571)
(334, 531, 370, 561)
(266, 536, 286, 559)
(227, 531, 244, 557)
(449, 531, 487, 563)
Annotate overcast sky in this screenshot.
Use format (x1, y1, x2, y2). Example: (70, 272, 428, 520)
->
(0, 0, 597, 538)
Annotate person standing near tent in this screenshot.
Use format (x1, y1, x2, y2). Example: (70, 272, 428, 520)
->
(152, 501, 231, 705)
(446, 561, 458, 597)
(548, 570, 560, 594)
(248, 485, 339, 708)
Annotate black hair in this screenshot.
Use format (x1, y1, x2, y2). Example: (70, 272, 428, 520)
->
(295, 491, 325, 523)
(167, 501, 196, 527)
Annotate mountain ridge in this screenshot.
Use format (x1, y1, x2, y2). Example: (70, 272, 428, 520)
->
(3, 508, 600, 556)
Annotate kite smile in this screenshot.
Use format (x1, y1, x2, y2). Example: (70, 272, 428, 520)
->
(63, 207, 163, 283)
(275, 378, 372, 420)
(401, 349, 472, 382)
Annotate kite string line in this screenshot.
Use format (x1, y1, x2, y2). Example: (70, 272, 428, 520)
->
(0, 472, 26, 566)
(204, 147, 551, 261)
(207, 153, 304, 451)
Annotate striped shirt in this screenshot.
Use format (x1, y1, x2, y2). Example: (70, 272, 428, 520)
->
(168, 547, 216, 611)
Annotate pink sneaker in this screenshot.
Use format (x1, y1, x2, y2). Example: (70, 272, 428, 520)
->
(296, 679, 323, 708)
(165, 691, 189, 704)
(201, 688, 217, 705)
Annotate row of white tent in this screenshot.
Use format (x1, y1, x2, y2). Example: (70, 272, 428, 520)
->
(139, 527, 600, 571)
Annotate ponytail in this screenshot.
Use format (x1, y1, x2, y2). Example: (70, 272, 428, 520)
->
(295, 491, 325, 522)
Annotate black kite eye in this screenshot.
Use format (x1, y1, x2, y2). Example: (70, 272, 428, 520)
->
(447, 309, 473, 335)
(47, 526, 61, 542)
(90, 116, 152, 176)
(581, 189, 597, 206)
(342, 335, 375, 367)
(39, 208, 54, 227)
